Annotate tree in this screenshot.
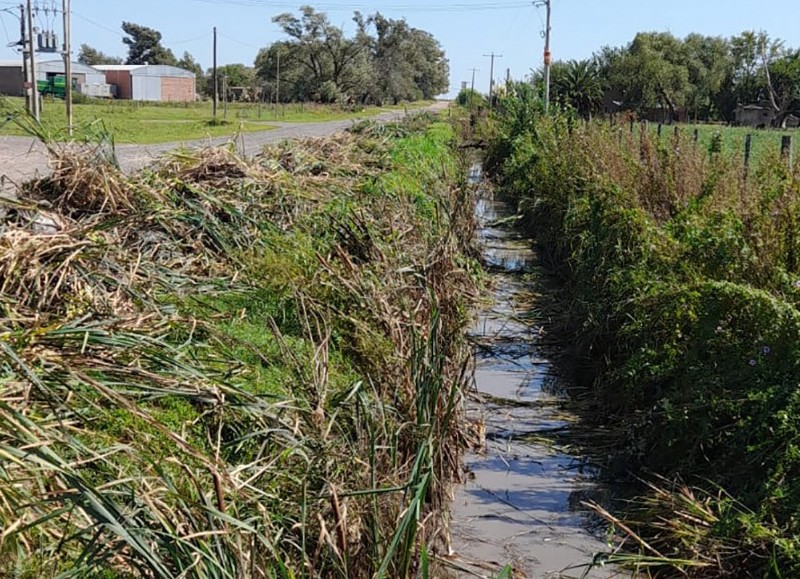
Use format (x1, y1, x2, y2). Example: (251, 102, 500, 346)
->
(764, 49, 800, 127)
(551, 59, 605, 119)
(77, 44, 122, 66)
(270, 6, 363, 102)
(683, 34, 733, 120)
(256, 7, 448, 104)
(370, 13, 448, 103)
(177, 51, 205, 95)
(122, 22, 177, 66)
(215, 64, 256, 101)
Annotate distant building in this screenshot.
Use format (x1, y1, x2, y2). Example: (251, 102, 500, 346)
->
(735, 104, 776, 128)
(0, 60, 111, 98)
(94, 65, 196, 102)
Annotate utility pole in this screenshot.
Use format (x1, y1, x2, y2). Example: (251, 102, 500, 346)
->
(222, 75, 228, 119)
(543, 0, 552, 113)
(468, 67, 479, 92)
(63, 0, 72, 135)
(506, 68, 510, 85)
(483, 52, 502, 102)
(274, 49, 280, 120)
(26, 0, 39, 121)
(212, 26, 218, 120)
(19, 4, 30, 114)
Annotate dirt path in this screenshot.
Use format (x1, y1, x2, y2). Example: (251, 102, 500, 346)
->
(0, 101, 450, 187)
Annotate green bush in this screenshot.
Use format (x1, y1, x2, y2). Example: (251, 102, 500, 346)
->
(484, 92, 800, 574)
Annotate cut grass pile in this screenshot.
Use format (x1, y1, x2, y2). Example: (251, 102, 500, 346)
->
(0, 112, 480, 577)
(482, 90, 800, 577)
(0, 97, 434, 144)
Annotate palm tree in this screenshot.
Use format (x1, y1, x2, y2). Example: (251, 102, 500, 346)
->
(553, 59, 605, 119)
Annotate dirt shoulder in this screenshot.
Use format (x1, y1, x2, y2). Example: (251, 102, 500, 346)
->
(0, 102, 450, 189)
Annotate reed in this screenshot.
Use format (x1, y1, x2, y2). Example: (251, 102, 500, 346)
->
(0, 113, 480, 576)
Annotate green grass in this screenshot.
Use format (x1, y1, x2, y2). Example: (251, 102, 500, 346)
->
(644, 122, 795, 164)
(0, 97, 435, 144)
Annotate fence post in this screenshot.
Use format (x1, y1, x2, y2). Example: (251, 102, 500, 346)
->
(657, 123, 663, 137)
(743, 133, 752, 183)
(629, 118, 634, 134)
(693, 128, 699, 147)
(640, 121, 648, 161)
(782, 135, 793, 166)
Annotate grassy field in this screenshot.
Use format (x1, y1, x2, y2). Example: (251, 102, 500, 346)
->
(643, 121, 797, 164)
(0, 97, 435, 144)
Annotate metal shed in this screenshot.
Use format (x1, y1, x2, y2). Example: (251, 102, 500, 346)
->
(95, 64, 196, 102)
(0, 60, 111, 97)
(36, 60, 106, 85)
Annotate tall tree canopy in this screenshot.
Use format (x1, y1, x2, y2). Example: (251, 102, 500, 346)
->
(122, 22, 177, 66)
(255, 6, 448, 104)
(539, 30, 800, 125)
(77, 44, 122, 66)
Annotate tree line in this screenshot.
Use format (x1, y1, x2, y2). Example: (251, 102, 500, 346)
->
(534, 31, 800, 126)
(77, 6, 449, 105)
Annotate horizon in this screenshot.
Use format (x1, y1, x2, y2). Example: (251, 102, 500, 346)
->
(0, 0, 796, 98)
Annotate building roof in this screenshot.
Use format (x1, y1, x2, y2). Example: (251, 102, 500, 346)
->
(95, 64, 195, 78)
(94, 65, 142, 71)
(38, 60, 103, 75)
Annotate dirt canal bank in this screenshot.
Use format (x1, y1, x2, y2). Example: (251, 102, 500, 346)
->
(446, 166, 615, 578)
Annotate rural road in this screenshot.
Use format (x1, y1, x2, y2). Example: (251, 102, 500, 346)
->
(0, 101, 450, 189)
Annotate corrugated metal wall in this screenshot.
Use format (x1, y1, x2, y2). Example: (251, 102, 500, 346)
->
(132, 75, 162, 101)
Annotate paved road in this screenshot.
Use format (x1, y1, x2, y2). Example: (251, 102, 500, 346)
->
(0, 101, 450, 189)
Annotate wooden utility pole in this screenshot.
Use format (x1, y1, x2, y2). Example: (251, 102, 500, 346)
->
(26, 0, 39, 121)
(274, 49, 280, 119)
(468, 68, 478, 92)
(63, 0, 72, 135)
(222, 75, 228, 119)
(483, 52, 502, 101)
(19, 4, 30, 114)
(212, 26, 218, 120)
(543, 0, 552, 114)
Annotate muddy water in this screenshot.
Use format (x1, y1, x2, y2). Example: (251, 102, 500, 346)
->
(447, 176, 612, 578)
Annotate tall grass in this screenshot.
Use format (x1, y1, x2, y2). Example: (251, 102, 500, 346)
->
(482, 92, 800, 576)
(0, 113, 479, 576)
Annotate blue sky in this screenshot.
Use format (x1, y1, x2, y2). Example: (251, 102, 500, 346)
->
(0, 0, 797, 97)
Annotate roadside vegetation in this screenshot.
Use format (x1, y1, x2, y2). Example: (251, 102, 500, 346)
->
(0, 112, 480, 577)
(479, 84, 800, 576)
(0, 97, 433, 144)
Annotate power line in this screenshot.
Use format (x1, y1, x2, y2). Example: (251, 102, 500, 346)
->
(179, 0, 533, 11)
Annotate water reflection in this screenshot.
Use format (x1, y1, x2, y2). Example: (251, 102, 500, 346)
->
(448, 172, 613, 578)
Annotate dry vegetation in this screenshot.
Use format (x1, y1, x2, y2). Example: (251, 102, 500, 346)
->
(0, 114, 481, 577)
